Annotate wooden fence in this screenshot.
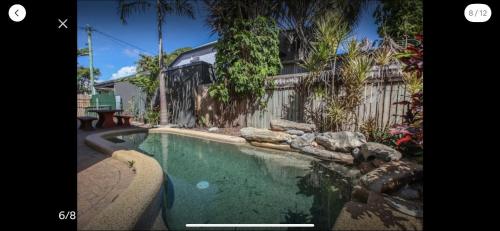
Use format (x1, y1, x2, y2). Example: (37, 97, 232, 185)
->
(77, 94, 91, 117)
(244, 66, 407, 130)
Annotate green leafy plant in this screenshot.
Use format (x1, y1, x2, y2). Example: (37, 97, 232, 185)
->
(208, 16, 281, 105)
(302, 11, 350, 89)
(391, 34, 423, 156)
(402, 71, 423, 95)
(374, 0, 423, 39)
(304, 36, 373, 132)
(145, 107, 160, 126)
(77, 65, 101, 94)
(360, 117, 397, 146)
(301, 12, 357, 132)
(77, 47, 100, 94)
(198, 114, 209, 127)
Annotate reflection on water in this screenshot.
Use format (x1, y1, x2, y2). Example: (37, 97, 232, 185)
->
(108, 133, 352, 230)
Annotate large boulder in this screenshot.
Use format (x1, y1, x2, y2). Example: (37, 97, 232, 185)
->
(359, 161, 423, 193)
(290, 133, 316, 149)
(322, 162, 361, 180)
(240, 127, 291, 143)
(393, 184, 421, 201)
(351, 147, 363, 162)
(360, 142, 402, 161)
(384, 194, 423, 218)
(357, 159, 389, 175)
(351, 185, 370, 203)
(333, 199, 423, 230)
(300, 146, 354, 165)
(334, 192, 423, 231)
(315, 131, 366, 152)
(207, 127, 219, 132)
(358, 162, 376, 174)
(270, 119, 316, 132)
(286, 129, 305, 136)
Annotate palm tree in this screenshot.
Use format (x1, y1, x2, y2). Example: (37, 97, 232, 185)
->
(278, 0, 367, 60)
(118, 0, 194, 125)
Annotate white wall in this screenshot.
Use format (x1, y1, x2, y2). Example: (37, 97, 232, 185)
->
(171, 52, 216, 67)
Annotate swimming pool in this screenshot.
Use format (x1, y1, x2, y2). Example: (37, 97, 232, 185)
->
(108, 132, 352, 230)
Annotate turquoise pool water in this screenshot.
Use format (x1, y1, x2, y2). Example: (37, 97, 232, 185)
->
(108, 132, 351, 230)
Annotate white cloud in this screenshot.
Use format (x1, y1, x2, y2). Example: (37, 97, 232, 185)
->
(111, 66, 137, 79)
(123, 48, 140, 58)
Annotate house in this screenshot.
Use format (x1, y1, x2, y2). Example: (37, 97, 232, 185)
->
(169, 41, 217, 68)
(166, 38, 307, 76)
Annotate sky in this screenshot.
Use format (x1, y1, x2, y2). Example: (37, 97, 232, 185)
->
(77, 0, 380, 82)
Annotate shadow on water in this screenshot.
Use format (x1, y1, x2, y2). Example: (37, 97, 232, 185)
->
(161, 173, 175, 230)
(283, 161, 353, 231)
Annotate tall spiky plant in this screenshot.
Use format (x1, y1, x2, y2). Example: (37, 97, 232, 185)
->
(372, 38, 399, 127)
(300, 11, 352, 131)
(301, 10, 350, 97)
(327, 38, 373, 131)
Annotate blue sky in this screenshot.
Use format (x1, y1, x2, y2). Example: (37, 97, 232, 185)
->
(77, 0, 380, 82)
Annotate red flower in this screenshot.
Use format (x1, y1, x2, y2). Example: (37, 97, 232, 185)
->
(389, 126, 413, 136)
(396, 134, 412, 146)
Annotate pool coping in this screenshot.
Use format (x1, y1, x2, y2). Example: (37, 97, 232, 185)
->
(83, 128, 164, 230)
(149, 127, 247, 144)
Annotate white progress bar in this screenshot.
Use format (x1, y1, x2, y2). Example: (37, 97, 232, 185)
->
(186, 224, 314, 228)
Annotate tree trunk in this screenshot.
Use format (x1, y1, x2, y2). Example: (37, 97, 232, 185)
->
(157, 1, 168, 125)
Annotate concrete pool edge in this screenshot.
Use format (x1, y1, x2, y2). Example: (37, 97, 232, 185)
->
(83, 128, 164, 230)
(149, 127, 247, 144)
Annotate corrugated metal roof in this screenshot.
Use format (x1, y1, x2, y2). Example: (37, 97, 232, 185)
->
(94, 71, 148, 87)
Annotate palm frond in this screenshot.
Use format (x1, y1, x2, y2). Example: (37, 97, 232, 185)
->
(118, 0, 151, 24)
(170, 0, 195, 19)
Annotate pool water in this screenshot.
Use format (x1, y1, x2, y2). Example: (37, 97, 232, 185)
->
(109, 132, 351, 230)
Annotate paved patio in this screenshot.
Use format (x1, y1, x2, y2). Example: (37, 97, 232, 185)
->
(77, 125, 137, 229)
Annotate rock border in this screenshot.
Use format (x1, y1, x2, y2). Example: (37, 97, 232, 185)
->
(150, 127, 247, 144)
(83, 128, 164, 230)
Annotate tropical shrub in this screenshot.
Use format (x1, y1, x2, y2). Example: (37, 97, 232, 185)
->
(77, 65, 100, 94)
(374, 0, 423, 39)
(145, 107, 160, 126)
(198, 114, 209, 127)
(209, 16, 281, 105)
(391, 34, 423, 156)
(304, 37, 373, 132)
(361, 117, 390, 144)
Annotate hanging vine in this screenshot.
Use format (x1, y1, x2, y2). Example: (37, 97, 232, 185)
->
(209, 16, 281, 105)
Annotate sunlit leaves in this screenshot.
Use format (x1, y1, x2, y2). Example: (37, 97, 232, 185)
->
(373, 0, 423, 39)
(209, 16, 281, 104)
(77, 65, 100, 94)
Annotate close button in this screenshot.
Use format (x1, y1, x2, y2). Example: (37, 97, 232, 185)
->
(9, 4, 26, 22)
(58, 19, 68, 29)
